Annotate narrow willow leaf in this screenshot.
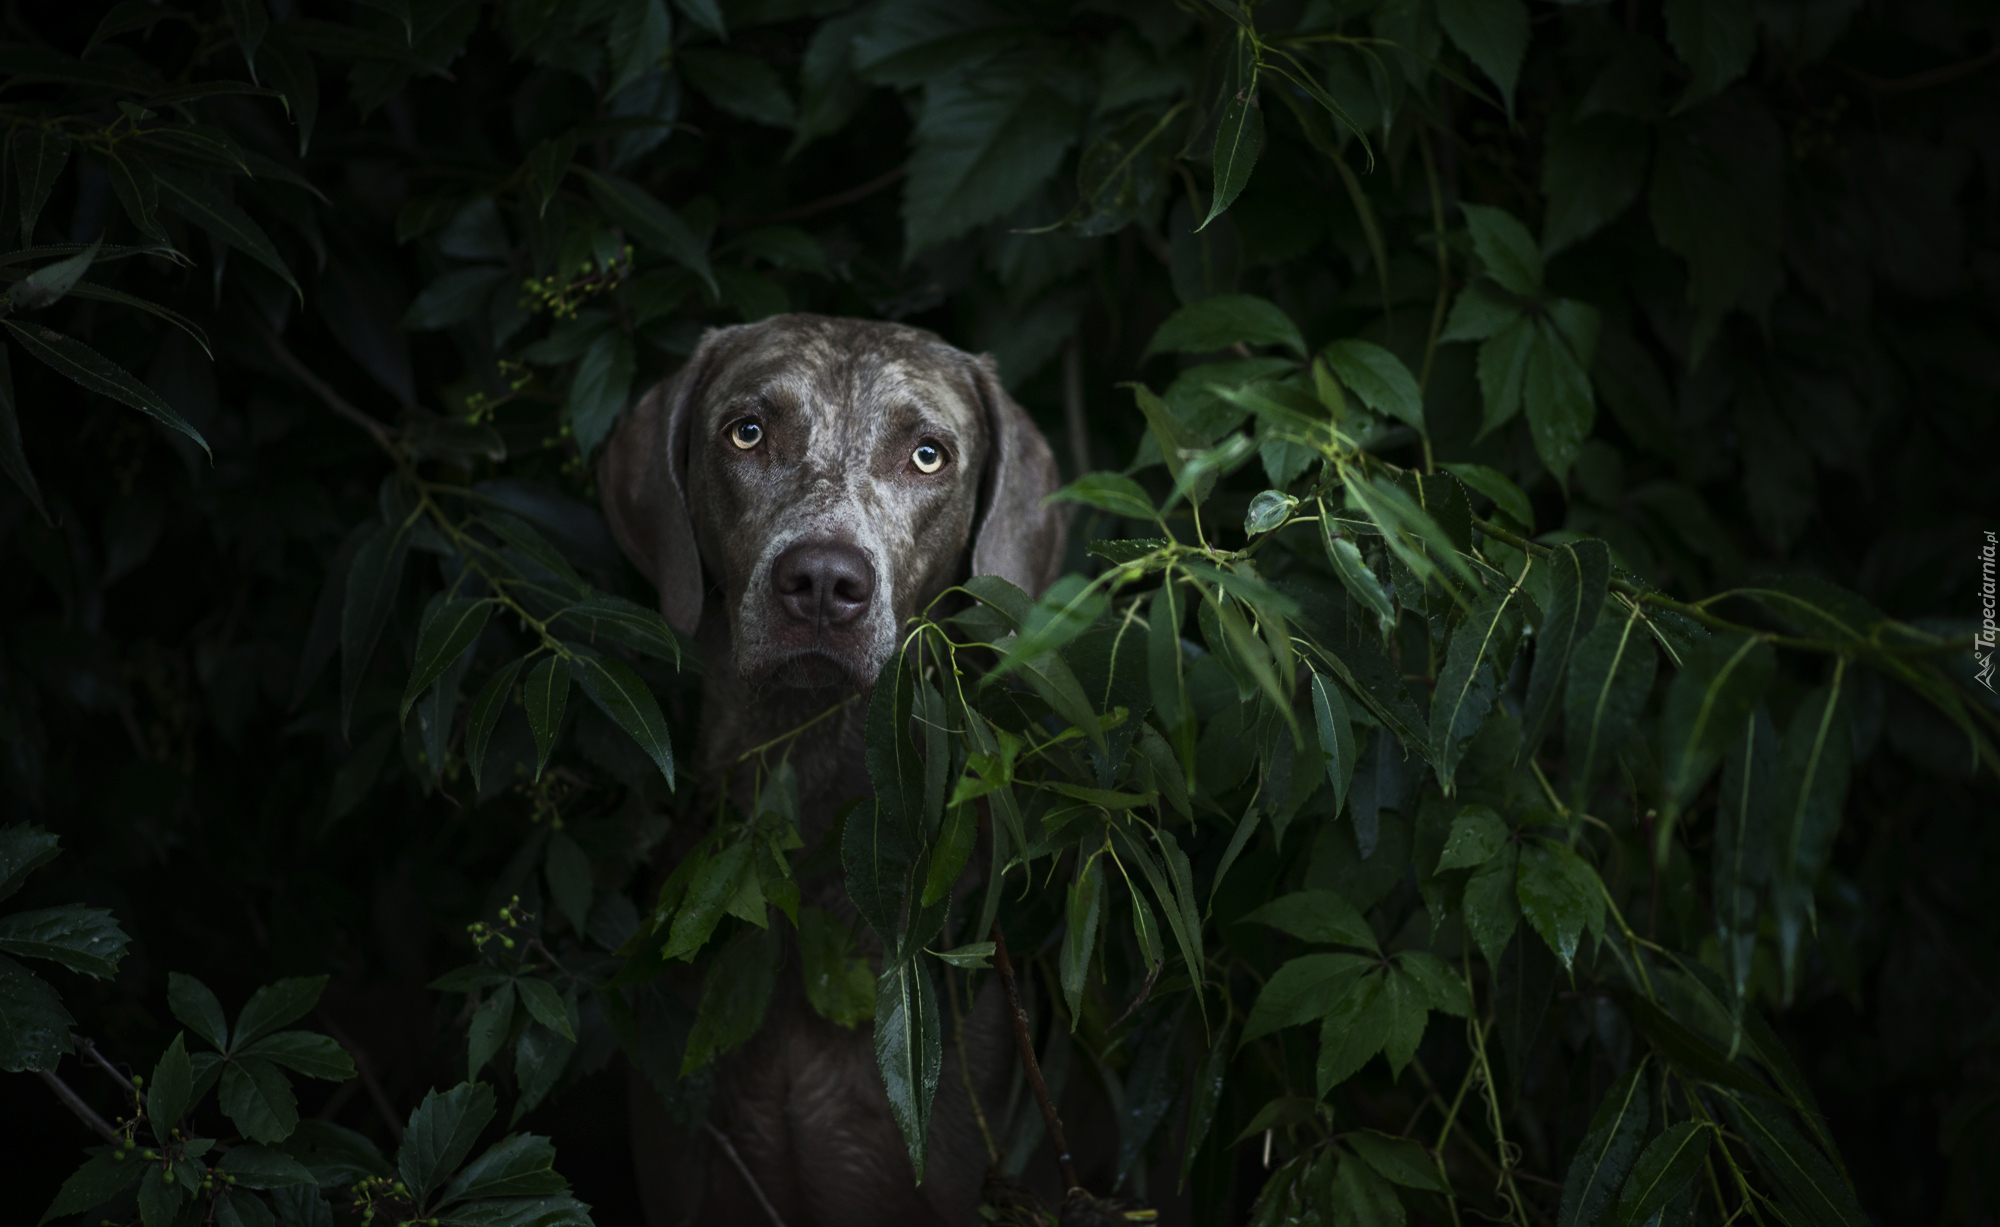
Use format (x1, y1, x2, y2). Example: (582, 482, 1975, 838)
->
(1111, 827, 1206, 1032)
(1321, 519, 1396, 635)
(1149, 581, 1195, 782)
(222, 0, 270, 80)
(6, 234, 102, 312)
(1558, 1064, 1650, 1227)
(0, 344, 45, 520)
(921, 803, 976, 907)
(1061, 852, 1105, 1025)
(12, 130, 70, 246)
(1613, 1122, 1710, 1227)
(1181, 1020, 1234, 1188)
(1564, 602, 1657, 807)
(522, 655, 572, 780)
(573, 652, 676, 787)
(1200, 29, 1262, 230)
(154, 168, 300, 299)
(401, 599, 493, 723)
(465, 656, 527, 793)
(1310, 672, 1357, 816)
(259, 29, 318, 155)
(1715, 704, 1777, 1010)
(1, 320, 210, 458)
(52, 280, 212, 358)
(867, 651, 923, 841)
(1731, 1096, 1869, 1227)
(1520, 540, 1609, 761)
(337, 521, 411, 737)
(1430, 582, 1527, 793)
(1770, 672, 1851, 997)
(874, 953, 943, 1181)
(1659, 633, 1774, 816)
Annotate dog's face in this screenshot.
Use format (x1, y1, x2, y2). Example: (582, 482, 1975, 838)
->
(601, 314, 1067, 696)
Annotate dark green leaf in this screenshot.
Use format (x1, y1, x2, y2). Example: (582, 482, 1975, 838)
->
(153, 168, 298, 299)
(1243, 889, 1378, 952)
(663, 841, 753, 961)
(681, 48, 796, 128)
(222, 0, 270, 79)
(1462, 202, 1542, 296)
(1316, 970, 1393, 1093)
(1181, 1020, 1234, 1186)
(1516, 837, 1604, 971)
(438, 1133, 568, 1205)
(400, 599, 492, 723)
(1144, 293, 1304, 358)
(1715, 705, 1776, 1007)
(1, 320, 210, 458)
(168, 973, 228, 1051)
(523, 655, 572, 781)
(234, 976, 328, 1049)
(1060, 851, 1105, 1023)
(1435, 804, 1508, 872)
(1437, 0, 1528, 116)
(1323, 339, 1425, 433)
(221, 1054, 297, 1144)
(398, 1082, 498, 1206)
(1310, 671, 1357, 817)
(1349, 1128, 1445, 1193)
(1564, 603, 1657, 807)
(38, 1151, 144, 1225)
(1463, 841, 1520, 968)
(1659, 634, 1774, 816)
(1614, 1122, 1711, 1227)
(1519, 540, 1609, 762)
(579, 168, 714, 291)
(1770, 675, 1851, 994)
(867, 651, 925, 841)
(147, 1033, 193, 1140)
(516, 977, 575, 1042)
(6, 234, 101, 312)
(1241, 952, 1373, 1043)
(684, 924, 780, 1074)
(1050, 471, 1158, 520)
(467, 981, 514, 1081)
(12, 130, 71, 247)
(555, 596, 682, 664)
(573, 652, 675, 787)
(218, 1144, 315, 1189)
(339, 520, 412, 737)
(1732, 1097, 1869, 1227)
(0, 903, 127, 978)
(260, 29, 318, 155)
(241, 1031, 354, 1081)
(1430, 583, 1527, 792)
(0, 952, 73, 1072)
(873, 951, 943, 1180)
(0, 825, 63, 905)
(1558, 1065, 1650, 1227)
(466, 656, 527, 793)
(798, 906, 873, 1028)
(0, 344, 44, 520)
(1202, 30, 1262, 230)
(1663, 0, 1755, 112)
(1543, 113, 1650, 255)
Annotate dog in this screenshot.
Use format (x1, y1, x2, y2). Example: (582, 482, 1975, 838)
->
(600, 314, 1068, 1226)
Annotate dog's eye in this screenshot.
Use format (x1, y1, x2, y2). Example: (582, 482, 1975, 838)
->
(911, 441, 946, 474)
(730, 420, 763, 450)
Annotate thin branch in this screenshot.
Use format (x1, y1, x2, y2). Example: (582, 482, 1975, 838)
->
(726, 165, 907, 227)
(704, 1120, 790, 1227)
(315, 1012, 404, 1143)
(991, 924, 1077, 1193)
(251, 314, 399, 451)
(38, 1068, 123, 1145)
(1832, 45, 1999, 95)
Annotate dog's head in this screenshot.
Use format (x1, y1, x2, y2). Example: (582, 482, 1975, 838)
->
(600, 314, 1067, 693)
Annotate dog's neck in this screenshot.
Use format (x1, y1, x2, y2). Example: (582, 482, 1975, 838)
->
(692, 599, 872, 847)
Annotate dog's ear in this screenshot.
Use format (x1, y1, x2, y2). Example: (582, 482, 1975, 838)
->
(599, 331, 737, 633)
(968, 355, 1068, 598)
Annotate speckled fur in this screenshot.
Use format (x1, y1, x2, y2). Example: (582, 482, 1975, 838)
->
(600, 316, 1067, 1227)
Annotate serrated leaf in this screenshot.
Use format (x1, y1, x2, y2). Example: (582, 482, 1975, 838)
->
(1241, 953, 1374, 1043)
(663, 841, 753, 961)
(1243, 890, 1378, 952)
(0, 824, 62, 904)
(1437, 0, 1528, 117)
(0, 904, 129, 979)
(1393, 951, 1471, 1017)
(1436, 805, 1509, 872)
(684, 924, 780, 1074)
(38, 1151, 145, 1225)
(1051, 471, 1158, 521)
(399, 1083, 498, 1206)
(1349, 1128, 1444, 1192)
(579, 168, 714, 291)
(516, 977, 575, 1042)
(1144, 293, 1304, 359)
(1462, 202, 1542, 296)
(220, 1055, 298, 1144)
(1523, 316, 1596, 485)
(218, 1144, 315, 1189)
(241, 1031, 355, 1081)
(147, 1032, 193, 1140)
(1322, 339, 1425, 433)
(1202, 30, 1262, 230)
(1516, 837, 1604, 970)
(1316, 971, 1393, 1093)
(168, 973, 229, 1051)
(0, 952, 73, 1072)
(467, 982, 513, 1082)
(874, 952, 943, 1180)
(1663, 0, 1755, 112)
(438, 1133, 568, 1205)
(1464, 842, 1520, 968)
(1430, 584, 1526, 792)
(235, 976, 328, 1049)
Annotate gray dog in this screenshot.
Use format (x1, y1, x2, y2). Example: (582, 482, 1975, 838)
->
(600, 314, 1068, 1226)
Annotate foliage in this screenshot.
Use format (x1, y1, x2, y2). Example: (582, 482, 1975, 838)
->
(3, 0, 1999, 1223)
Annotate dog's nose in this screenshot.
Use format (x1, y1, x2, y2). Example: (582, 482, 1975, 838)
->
(771, 543, 875, 626)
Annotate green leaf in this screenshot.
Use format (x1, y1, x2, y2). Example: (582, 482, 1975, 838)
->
(1060, 851, 1105, 1023)
(235, 976, 328, 1048)
(467, 982, 513, 1081)
(1522, 316, 1596, 485)
(1429, 584, 1527, 792)
(681, 48, 796, 128)
(1316, 970, 1393, 1093)
(573, 652, 676, 787)
(1658, 634, 1774, 816)
(398, 1082, 498, 1206)
(554, 596, 682, 664)
(153, 168, 299, 299)
(903, 51, 1084, 256)
(1182, 1020, 1234, 1186)
(1442, 463, 1534, 534)
(339, 520, 412, 738)
(0, 952, 73, 1072)
(6, 234, 102, 312)
(218, 1144, 315, 1189)
(1241, 952, 1373, 1043)
(873, 952, 943, 1180)
(1379, 964, 1430, 1078)
(1731, 1097, 1869, 1227)
(663, 840, 754, 961)
(1242, 889, 1378, 952)
(606, 0, 671, 97)
(1244, 489, 1298, 535)
(1542, 113, 1650, 255)
(922, 802, 977, 907)
(39, 1151, 145, 1225)
(1663, 0, 1756, 112)
(220, 1054, 297, 1144)
(465, 657, 527, 793)
(1614, 1122, 1711, 1227)
(260, 28, 318, 155)
(0, 824, 62, 904)
(400, 599, 492, 723)
(240, 1031, 355, 1081)
(866, 650, 925, 841)
(1770, 676, 1851, 995)
(1050, 471, 1158, 521)
(1322, 339, 1424, 433)
(146, 1033, 193, 1141)
(1463, 842, 1520, 968)
(0, 344, 44, 520)
(222, 0, 270, 80)
(1, 320, 210, 458)
(672, 0, 726, 39)
(1715, 705, 1777, 1007)
(1515, 838, 1604, 971)
(1145, 293, 1305, 358)
(1321, 520, 1397, 635)
(1436, 0, 1528, 117)
(1461, 202, 1542, 296)
(1519, 540, 1609, 762)
(1564, 603, 1657, 807)
(1474, 313, 1534, 437)
(798, 906, 873, 1028)
(568, 327, 635, 462)
(0, 904, 128, 978)
(517, 977, 576, 1042)
(1349, 1128, 1444, 1193)
(137, 1162, 181, 1227)
(545, 830, 592, 934)
(1201, 30, 1262, 230)
(1436, 805, 1508, 872)
(522, 655, 572, 781)
(1558, 1065, 1650, 1227)
(1310, 672, 1357, 818)
(12, 130, 71, 247)
(437, 1133, 568, 1205)
(168, 973, 229, 1051)
(1393, 951, 1471, 1017)
(579, 168, 714, 292)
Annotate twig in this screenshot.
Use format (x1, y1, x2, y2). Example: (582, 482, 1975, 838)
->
(990, 925, 1077, 1193)
(71, 1034, 134, 1087)
(1832, 46, 1999, 95)
(727, 165, 907, 227)
(704, 1120, 789, 1227)
(315, 1013, 403, 1143)
(38, 1068, 123, 1145)
(250, 315, 399, 451)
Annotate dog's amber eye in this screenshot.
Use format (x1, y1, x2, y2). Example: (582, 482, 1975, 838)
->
(730, 420, 763, 450)
(912, 442, 945, 474)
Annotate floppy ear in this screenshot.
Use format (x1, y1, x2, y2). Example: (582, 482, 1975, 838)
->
(599, 331, 739, 633)
(968, 356, 1068, 598)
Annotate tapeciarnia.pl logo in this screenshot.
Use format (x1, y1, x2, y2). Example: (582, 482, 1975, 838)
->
(1979, 530, 1996, 693)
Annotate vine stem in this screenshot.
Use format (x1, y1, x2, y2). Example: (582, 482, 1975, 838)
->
(1466, 1012, 1532, 1225)
(36, 1068, 122, 1145)
(990, 925, 1077, 1193)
